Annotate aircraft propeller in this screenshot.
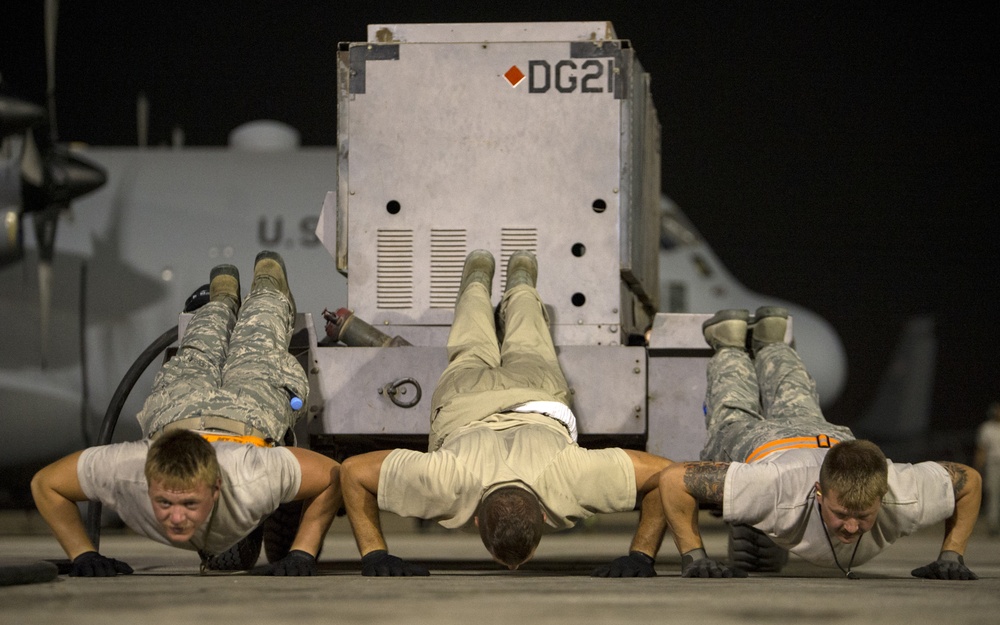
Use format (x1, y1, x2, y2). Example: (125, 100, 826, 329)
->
(0, 0, 107, 366)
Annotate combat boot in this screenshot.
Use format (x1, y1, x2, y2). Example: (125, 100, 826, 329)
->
(458, 249, 495, 301)
(209, 264, 241, 312)
(504, 250, 538, 291)
(702, 309, 750, 351)
(252, 250, 295, 316)
(750, 306, 789, 354)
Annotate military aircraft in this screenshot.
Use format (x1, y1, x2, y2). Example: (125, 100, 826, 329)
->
(657, 195, 847, 405)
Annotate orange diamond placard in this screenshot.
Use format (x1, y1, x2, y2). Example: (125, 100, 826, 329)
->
(504, 65, 525, 87)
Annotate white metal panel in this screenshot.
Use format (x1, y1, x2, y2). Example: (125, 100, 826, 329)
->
(339, 37, 632, 340)
(315, 344, 646, 435)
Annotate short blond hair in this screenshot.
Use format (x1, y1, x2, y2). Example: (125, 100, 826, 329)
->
(819, 439, 888, 509)
(145, 430, 220, 489)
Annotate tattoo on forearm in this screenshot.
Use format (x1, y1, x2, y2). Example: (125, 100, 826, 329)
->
(682, 462, 729, 505)
(937, 462, 968, 495)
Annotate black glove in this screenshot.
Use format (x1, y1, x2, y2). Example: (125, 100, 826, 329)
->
(251, 550, 317, 576)
(680, 548, 747, 578)
(728, 523, 788, 573)
(591, 551, 657, 577)
(911, 551, 978, 580)
(69, 551, 134, 577)
(360, 550, 430, 576)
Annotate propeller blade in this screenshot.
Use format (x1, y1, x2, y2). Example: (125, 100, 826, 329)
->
(0, 96, 46, 139)
(37, 257, 53, 369)
(45, 147, 107, 205)
(21, 139, 107, 212)
(32, 206, 60, 263)
(45, 0, 60, 141)
(33, 208, 60, 368)
(19, 130, 45, 189)
(1, 209, 23, 268)
(0, 95, 44, 268)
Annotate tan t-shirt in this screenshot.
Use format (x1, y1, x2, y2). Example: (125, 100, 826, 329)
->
(77, 440, 302, 555)
(379, 412, 636, 530)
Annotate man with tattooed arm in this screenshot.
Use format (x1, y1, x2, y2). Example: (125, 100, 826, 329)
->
(658, 307, 981, 579)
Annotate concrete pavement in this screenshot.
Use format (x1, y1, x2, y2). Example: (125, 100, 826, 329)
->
(2, 511, 999, 625)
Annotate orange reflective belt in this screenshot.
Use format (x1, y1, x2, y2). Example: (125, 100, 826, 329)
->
(197, 432, 274, 447)
(745, 434, 838, 463)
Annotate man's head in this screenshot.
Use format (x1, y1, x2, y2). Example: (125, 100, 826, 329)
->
(475, 486, 545, 570)
(816, 439, 888, 544)
(145, 430, 221, 543)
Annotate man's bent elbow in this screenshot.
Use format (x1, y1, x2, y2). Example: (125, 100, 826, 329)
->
(963, 465, 983, 499)
(939, 461, 982, 500)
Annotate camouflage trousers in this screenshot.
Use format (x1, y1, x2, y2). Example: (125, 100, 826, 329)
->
(700, 343, 854, 462)
(136, 286, 309, 442)
(429, 283, 570, 451)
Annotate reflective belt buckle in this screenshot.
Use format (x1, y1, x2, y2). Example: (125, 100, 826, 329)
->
(198, 432, 275, 447)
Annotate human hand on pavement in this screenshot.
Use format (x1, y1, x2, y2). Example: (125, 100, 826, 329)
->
(680, 548, 747, 578)
(360, 550, 430, 576)
(251, 549, 318, 576)
(911, 551, 978, 580)
(69, 551, 134, 577)
(591, 551, 657, 577)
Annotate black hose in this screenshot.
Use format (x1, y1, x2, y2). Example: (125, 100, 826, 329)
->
(84, 325, 178, 550)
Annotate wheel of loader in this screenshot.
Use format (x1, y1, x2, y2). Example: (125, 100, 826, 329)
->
(0, 561, 59, 586)
(263, 500, 305, 563)
(200, 524, 263, 571)
(727, 523, 789, 573)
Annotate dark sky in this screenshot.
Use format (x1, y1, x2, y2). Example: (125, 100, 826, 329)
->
(3, 2, 997, 451)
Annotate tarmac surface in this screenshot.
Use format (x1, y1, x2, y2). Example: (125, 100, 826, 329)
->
(2, 510, 999, 625)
